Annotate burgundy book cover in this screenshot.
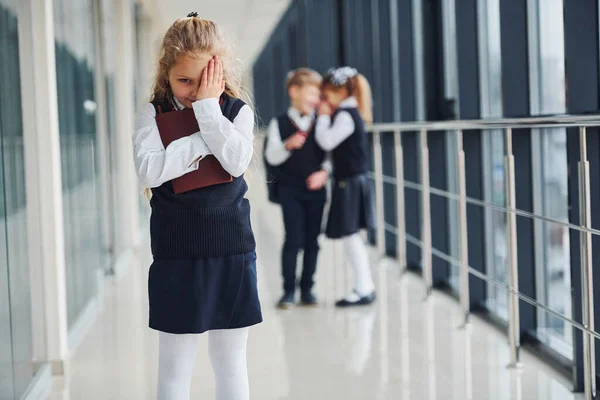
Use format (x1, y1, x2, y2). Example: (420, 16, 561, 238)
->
(155, 108, 233, 194)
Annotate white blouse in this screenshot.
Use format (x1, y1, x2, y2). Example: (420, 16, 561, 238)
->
(132, 97, 254, 188)
(315, 96, 358, 152)
(264, 107, 314, 166)
(264, 107, 332, 173)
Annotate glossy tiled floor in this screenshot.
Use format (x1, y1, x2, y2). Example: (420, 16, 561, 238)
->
(50, 162, 583, 400)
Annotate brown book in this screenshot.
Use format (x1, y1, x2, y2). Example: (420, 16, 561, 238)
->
(155, 108, 233, 194)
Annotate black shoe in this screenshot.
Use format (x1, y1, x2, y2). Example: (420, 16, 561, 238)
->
(300, 291, 319, 307)
(335, 290, 376, 307)
(277, 292, 295, 309)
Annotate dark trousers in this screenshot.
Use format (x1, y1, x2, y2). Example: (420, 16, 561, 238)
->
(279, 185, 326, 294)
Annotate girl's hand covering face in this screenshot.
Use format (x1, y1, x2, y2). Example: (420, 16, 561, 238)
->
(196, 56, 225, 101)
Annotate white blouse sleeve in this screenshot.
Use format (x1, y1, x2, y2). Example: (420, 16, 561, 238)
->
(132, 103, 212, 189)
(315, 111, 356, 151)
(192, 99, 255, 177)
(264, 118, 292, 166)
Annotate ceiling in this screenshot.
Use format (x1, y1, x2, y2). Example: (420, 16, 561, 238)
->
(153, 0, 290, 70)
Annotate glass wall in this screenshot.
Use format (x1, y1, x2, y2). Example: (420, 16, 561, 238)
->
(528, 0, 572, 358)
(0, 0, 35, 397)
(53, 0, 106, 327)
(98, 0, 122, 266)
(134, 4, 151, 234)
(477, 0, 507, 320)
(441, 0, 460, 290)
(253, 0, 596, 388)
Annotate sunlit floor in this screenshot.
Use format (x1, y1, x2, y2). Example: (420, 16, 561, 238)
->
(49, 161, 583, 400)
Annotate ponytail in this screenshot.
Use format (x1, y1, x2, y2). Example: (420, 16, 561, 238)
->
(352, 74, 373, 124)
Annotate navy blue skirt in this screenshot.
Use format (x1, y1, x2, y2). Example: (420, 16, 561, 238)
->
(148, 251, 263, 334)
(326, 173, 376, 239)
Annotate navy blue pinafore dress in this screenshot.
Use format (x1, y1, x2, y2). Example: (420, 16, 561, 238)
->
(325, 107, 376, 240)
(147, 96, 262, 334)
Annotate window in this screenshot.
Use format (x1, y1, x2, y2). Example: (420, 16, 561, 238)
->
(477, 0, 507, 319)
(0, 0, 35, 396)
(441, 0, 460, 289)
(528, 0, 572, 358)
(54, 0, 106, 327)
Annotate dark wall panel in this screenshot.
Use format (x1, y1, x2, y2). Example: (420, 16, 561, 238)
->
(456, 0, 479, 119)
(564, 0, 600, 390)
(429, 131, 450, 284)
(403, 132, 421, 268)
(253, 0, 341, 126)
(464, 131, 487, 306)
(421, 0, 444, 121)
(398, 0, 416, 122)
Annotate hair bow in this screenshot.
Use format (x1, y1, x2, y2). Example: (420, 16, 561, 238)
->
(328, 66, 358, 86)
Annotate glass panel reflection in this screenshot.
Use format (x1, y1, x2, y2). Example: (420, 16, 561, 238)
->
(477, 0, 507, 319)
(530, 0, 572, 358)
(54, 0, 106, 327)
(0, 0, 35, 396)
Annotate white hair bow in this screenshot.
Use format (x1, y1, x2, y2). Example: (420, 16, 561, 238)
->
(328, 66, 358, 85)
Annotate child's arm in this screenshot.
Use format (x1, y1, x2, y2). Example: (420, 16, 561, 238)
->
(264, 118, 291, 166)
(306, 155, 332, 191)
(192, 99, 254, 177)
(314, 111, 355, 151)
(132, 103, 211, 188)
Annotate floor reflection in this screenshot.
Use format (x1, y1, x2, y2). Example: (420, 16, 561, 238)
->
(50, 158, 584, 400)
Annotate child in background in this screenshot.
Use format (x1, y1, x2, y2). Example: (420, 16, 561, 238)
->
(264, 68, 330, 309)
(315, 66, 376, 307)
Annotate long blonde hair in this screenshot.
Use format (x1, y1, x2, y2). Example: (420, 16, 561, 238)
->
(151, 15, 247, 104)
(145, 15, 251, 200)
(323, 67, 373, 124)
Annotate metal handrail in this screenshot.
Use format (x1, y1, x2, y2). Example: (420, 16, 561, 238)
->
(366, 117, 598, 398)
(373, 172, 600, 237)
(382, 223, 600, 342)
(368, 113, 600, 132)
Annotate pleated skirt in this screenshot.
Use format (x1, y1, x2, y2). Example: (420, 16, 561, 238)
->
(325, 173, 376, 240)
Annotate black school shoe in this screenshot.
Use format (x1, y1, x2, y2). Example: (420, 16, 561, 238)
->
(277, 292, 295, 309)
(335, 290, 376, 307)
(300, 291, 319, 307)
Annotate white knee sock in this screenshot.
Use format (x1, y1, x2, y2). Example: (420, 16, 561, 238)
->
(208, 328, 250, 400)
(343, 233, 375, 301)
(157, 332, 199, 400)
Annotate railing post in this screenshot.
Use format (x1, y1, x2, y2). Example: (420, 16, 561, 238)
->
(420, 128, 433, 296)
(394, 130, 407, 274)
(505, 127, 521, 368)
(373, 130, 386, 257)
(578, 127, 596, 400)
(457, 130, 470, 325)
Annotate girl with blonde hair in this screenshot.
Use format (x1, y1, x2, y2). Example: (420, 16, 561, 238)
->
(132, 13, 261, 400)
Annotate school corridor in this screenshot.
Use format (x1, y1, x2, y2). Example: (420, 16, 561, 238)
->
(46, 154, 583, 400)
(2, 0, 600, 399)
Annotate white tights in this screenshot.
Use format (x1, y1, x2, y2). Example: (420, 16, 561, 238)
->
(343, 233, 375, 301)
(157, 328, 249, 400)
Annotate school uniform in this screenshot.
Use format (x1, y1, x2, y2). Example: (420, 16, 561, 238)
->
(133, 95, 262, 334)
(315, 96, 376, 307)
(264, 108, 329, 297)
(315, 97, 376, 240)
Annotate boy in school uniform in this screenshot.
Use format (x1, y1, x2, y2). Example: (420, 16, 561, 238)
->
(265, 68, 330, 309)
